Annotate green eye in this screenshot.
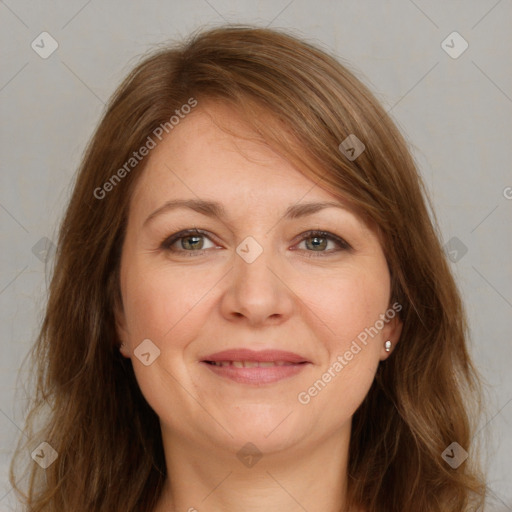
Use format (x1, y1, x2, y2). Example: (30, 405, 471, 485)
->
(161, 229, 215, 254)
(160, 229, 351, 257)
(296, 230, 351, 256)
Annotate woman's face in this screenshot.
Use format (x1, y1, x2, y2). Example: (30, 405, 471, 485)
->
(116, 101, 402, 456)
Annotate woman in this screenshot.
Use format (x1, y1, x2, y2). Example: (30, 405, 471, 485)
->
(11, 25, 486, 511)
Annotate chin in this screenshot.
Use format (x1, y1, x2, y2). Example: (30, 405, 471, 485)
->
(215, 407, 308, 451)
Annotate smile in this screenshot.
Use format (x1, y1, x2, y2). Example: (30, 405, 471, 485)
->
(206, 360, 299, 367)
(201, 360, 310, 385)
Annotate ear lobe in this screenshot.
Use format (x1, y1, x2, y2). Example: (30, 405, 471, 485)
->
(113, 294, 130, 355)
(114, 309, 128, 343)
(380, 314, 403, 359)
(108, 267, 130, 356)
(114, 313, 131, 358)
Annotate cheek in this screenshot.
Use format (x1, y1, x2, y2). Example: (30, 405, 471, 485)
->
(297, 263, 390, 347)
(294, 262, 389, 418)
(122, 272, 168, 341)
(120, 256, 216, 346)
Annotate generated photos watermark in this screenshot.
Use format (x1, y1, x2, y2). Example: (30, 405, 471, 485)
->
(297, 301, 402, 405)
(93, 97, 198, 200)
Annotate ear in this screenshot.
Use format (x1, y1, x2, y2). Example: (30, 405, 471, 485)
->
(379, 310, 403, 361)
(113, 295, 131, 358)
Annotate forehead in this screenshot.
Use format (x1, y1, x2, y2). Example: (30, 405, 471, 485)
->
(130, 102, 350, 217)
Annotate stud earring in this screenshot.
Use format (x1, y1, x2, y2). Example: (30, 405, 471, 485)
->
(384, 340, 392, 352)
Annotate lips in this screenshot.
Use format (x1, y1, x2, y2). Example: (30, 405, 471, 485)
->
(201, 348, 311, 385)
(202, 348, 309, 364)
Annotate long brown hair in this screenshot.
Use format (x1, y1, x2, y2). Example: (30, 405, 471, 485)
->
(10, 24, 487, 511)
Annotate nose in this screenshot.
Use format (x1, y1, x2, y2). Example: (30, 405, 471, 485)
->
(219, 244, 295, 327)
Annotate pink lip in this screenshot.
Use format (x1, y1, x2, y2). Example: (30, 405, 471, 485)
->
(202, 348, 309, 363)
(200, 349, 311, 385)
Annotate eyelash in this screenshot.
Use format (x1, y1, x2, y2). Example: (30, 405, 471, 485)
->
(160, 228, 351, 257)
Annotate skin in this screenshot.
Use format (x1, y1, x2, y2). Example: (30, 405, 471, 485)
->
(115, 101, 402, 512)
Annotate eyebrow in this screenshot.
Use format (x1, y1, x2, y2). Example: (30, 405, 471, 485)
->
(143, 198, 350, 227)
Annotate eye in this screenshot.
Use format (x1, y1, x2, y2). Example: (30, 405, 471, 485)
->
(160, 228, 218, 255)
(294, 230, 351, 257)
(160, 228, 351, 257)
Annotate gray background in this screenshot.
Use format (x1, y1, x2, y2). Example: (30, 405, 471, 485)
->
(1, 0, 511, 509)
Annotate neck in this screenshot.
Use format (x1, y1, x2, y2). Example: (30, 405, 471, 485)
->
(153, 425, 354, 512)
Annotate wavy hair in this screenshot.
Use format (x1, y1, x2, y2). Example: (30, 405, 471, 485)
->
(10, 24, 486, 511)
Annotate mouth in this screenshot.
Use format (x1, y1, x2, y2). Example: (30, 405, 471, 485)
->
(200, 348, 311, 385)
(204, 360, 303, 367)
